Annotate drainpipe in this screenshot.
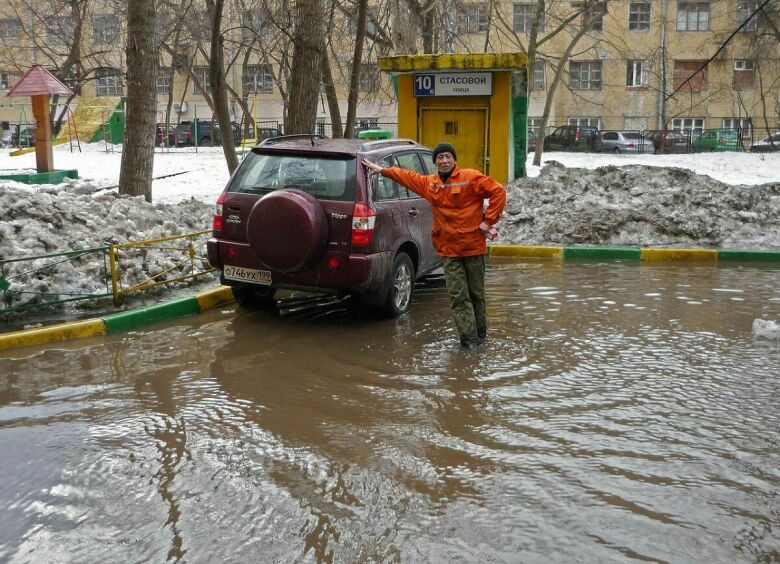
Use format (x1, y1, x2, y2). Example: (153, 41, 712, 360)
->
(658, 0, 668, 129)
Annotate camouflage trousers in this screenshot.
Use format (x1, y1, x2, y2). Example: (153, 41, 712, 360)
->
(443, 254, 487, 345)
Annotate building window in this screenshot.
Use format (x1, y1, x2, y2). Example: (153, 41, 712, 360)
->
(532, 61, 545, 90)
(92, 14, 119, 45)
(45, 16, 73, 45)
(733, 59, 755, 90)
(573, 2, 605, 32)
(528, 117, 542, 136)
(241, 10, 272, 40)
(513, 4, 544, 33)
(673, 60, 707, 91)
(156, 68, 171, 96)
(737, 1, 758, 31)
(193, 66, 212, 94)
(0, 19, 22, 39)
(0, 71, 14, 90)
(672, 117, 704, 135)
(95, 68, 122, 96)
(626, 60, 649, 86)
(629, 2, 651, 30)
(192, 11, 212, 41)
(569, 61, 602, 90)
(568, 117, 601, 128)
(243, 64, 274, 94)
(457, 4, 490, 34)
(677, 3, 709, 31)
(348, 9, 378, 36)
(722, 117, 752, 138)
(358, 63, 380, 92)
(58, 69, 79, 93)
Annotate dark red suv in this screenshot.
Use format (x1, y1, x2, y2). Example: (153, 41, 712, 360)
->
(207, 136, 442, 316)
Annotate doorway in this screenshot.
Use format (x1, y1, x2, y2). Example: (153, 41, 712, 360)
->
(419, 108, 489, 173)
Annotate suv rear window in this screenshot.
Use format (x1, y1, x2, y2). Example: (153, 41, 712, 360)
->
(228, 152, 356, 201)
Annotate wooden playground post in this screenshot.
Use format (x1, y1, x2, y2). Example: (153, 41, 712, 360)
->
(31, 93, 53, 172)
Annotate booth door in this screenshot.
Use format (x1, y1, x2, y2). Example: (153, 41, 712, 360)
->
(419, 108, 489, 173)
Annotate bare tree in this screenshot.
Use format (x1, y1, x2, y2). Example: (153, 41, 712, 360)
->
(205, 0, 239, 172)
(285, 0, 324, 133)
(119, 0, 159, 202)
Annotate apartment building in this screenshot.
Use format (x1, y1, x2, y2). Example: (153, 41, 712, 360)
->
(0, 0, 777, 138)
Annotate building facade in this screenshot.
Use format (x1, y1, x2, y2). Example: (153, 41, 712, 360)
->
(0, 0, 777, 139)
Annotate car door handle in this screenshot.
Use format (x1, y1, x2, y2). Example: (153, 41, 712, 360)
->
(408, 209, 419, 216)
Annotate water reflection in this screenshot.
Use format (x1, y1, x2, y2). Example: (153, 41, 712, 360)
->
(0, 261, 778, 562)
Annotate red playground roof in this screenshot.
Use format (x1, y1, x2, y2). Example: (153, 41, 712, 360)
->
(6, 64, 73, 97)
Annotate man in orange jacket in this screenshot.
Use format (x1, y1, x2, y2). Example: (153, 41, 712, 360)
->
(363, 142, 506, 349)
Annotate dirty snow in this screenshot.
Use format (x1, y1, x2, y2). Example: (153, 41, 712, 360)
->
(1, 143, 779, 321)
(752, 318, 780, 340)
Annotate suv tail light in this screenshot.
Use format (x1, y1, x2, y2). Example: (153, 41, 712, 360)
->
(213, 192, 226, 231)
(351, 203, 376, 247)
(575, 129, 581, 142)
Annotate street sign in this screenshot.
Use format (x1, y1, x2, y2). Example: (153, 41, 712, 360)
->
(413, 72, 492, 97)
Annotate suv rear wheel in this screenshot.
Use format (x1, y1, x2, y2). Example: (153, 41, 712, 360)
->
(231, 283, 276, 308)
(383, 252, 414, 317)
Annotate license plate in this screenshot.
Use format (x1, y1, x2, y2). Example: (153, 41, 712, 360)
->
(223, 265, 272, 285)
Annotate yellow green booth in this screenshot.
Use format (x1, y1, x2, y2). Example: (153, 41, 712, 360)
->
(378, 53, 528, 183)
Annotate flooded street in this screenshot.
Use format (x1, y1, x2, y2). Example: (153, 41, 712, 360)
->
(1, 259, 779, 563)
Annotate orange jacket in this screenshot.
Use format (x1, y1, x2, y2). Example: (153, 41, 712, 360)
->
(382, 165, 506, 257)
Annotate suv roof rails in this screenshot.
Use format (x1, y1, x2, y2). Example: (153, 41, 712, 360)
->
(258, 134, 327, 146)
(359, 138, 418, 151)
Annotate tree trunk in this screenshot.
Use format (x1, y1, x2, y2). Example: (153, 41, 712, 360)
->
(119, 0, 159, 203)
(321, 50, 343, 138)
(344, 0, 368, 138)
(285, 0, 324, 134)
(533, 23, 589, 167)
(206, 0, 239, 173)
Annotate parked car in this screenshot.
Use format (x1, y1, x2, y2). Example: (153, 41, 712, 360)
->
(526, 129, 538, 153)
(750, 132, 780, 153)
(692, 129, 742, 152)
(174, 120, 241, 147)
(600, 131, 653, 154)
(646, 131, 689, 154)
(207, 136, 443, 317)
(257, 127, 282, 141)
(156, 122, 176, 146)
(543, 125, 602, 152)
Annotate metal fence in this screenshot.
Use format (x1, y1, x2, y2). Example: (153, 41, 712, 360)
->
(528, 125, 778, 154)
(0, 231, 215, 315)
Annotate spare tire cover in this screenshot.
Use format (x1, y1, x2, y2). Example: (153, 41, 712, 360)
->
(247, 189, 329, 273)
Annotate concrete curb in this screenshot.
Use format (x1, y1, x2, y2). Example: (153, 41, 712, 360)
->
(490, 245, 780, 262)
(0, 286, 235, 352)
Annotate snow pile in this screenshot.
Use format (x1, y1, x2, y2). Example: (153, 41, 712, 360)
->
(752, 319, 780, 340)
(501, 162, 780, 249)
(0, 182, 214, 311)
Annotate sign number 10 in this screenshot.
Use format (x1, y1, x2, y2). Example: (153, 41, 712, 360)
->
(414, 74, 435, 96)
(415, 75, 432, 91)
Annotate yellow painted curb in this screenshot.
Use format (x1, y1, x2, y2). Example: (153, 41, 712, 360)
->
(195, 285, 235, 311)
(490, 245, 564, 259)
(0, 319, 106, 352)
(640, 248, 718, 261)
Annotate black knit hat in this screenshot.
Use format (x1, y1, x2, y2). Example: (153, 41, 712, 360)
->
(432, 142, 457, 163)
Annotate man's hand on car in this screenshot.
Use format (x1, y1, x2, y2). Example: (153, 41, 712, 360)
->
(362, 159, 383, 176)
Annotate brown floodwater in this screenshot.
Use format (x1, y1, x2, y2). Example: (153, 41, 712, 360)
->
(1, 258, 779, 563)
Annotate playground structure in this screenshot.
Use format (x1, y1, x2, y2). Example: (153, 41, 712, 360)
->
(1, 65, 78, 184)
